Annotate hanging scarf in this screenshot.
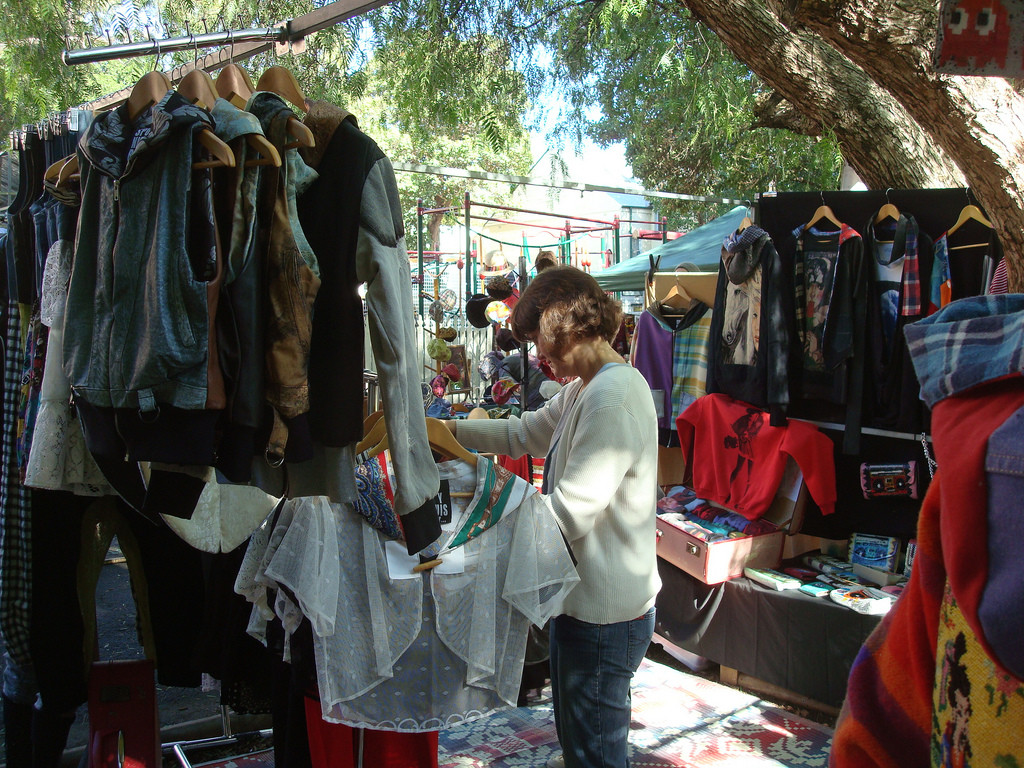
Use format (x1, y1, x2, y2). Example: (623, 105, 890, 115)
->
(874, 214, 922, 317)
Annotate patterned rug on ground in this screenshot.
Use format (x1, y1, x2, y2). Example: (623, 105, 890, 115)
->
(437, 657, 833, 767)
(194, 749, 274, 768)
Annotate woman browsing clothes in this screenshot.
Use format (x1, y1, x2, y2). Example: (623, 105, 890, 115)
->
(448, 266, 661, 768)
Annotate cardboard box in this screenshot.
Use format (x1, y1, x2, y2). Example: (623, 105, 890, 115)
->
(851, 562, 904, 587)
(656, 460, 808, 585)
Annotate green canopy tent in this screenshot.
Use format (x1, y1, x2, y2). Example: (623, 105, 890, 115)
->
(594, 205, 746, 292)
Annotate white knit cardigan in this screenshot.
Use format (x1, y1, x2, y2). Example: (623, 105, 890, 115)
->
(457, 363, 661, 624)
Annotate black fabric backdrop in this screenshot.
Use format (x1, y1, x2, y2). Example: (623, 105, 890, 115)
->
(755, 188, 978, 541)
(654, 558, 882, 709)
(756, 187, 986, 253)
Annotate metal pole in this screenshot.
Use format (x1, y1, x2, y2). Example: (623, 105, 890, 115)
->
(417, 199, 425, 316)
(471, 240, 477, 292)
(519, 251, 529, 413)
(661, 216, 668, 244)
(63, 27, 283, 66)
(464, 192, 472, 298)
(613, 217, 621, 265)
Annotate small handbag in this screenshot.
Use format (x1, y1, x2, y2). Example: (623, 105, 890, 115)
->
(860, 461, 919, 499)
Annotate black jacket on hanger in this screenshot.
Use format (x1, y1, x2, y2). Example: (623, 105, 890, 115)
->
(845, 212, 934, 454)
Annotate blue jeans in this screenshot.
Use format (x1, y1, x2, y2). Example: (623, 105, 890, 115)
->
(549, 607, 655, 768)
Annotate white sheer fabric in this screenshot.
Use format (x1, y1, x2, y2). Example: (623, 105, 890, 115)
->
(24, 239, 112, 496)
(239, 455, 579, 731)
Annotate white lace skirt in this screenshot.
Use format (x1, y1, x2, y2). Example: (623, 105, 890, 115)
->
(23, 324, 112, 497)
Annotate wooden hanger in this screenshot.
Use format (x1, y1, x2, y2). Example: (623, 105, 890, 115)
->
(177, 69, 219, 110)
(657, 284, 691, 313)
(363, 409, 384, 433)
(244, 134, 282, 168)
(57, 154, 79, 185)
(874, 203, 900, 224)
(356, 416, 388, 456)
(425, 418, 478, 466)
(675, 272, 718, 307)
(872, 192, 900, 244)
(653, 271, 717, 309)
(355, 414, 479, 469)
(738, 203, 754, 232)
(193, 130, 235, 169)
(255, 66, 315, 149)
(805, 204, 842, 232)
(126, 70, 172, 122)
(257, 65, 308, 112)
(282, 117, 314, 150)
(215, 63, 255, 109)
(947, 204, 992, 235)
(946, 204, 993, 250)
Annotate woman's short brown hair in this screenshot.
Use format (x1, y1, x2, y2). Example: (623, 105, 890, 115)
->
(510, 266, 622, 358)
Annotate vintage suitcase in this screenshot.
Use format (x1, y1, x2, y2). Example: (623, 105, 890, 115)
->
(656, 460, 808, 585)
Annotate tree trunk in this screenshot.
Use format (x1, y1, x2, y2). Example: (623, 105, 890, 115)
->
(677, 0, 963, 195)
(752, 92, 825, 136)
(788, 0, 1024, 289)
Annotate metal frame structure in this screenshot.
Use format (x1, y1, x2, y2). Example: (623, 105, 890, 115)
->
(415, 192, 647, 314)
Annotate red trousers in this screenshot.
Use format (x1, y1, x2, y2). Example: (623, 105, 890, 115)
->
(304, 696, 439, 768)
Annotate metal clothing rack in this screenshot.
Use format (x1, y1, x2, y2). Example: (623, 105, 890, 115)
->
(63, 27, 288, 66)
(64, 0, 392, 111)
(48, 1, 393, 763)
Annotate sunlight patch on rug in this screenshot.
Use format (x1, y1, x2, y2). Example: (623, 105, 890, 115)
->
(438, 658, 832, 767)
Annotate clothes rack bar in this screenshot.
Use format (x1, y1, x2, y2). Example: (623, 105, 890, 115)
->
(63, 27, 286, 66)
(801, 420, 931, 443)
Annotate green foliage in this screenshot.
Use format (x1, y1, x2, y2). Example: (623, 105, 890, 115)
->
(2, 0, 841, 235)
(539, 0, 842, 227)
(345, 78, 534, 245)
(0, 0, 534, 235)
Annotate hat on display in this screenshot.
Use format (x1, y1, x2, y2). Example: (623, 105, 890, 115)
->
(465, 293, 492, 329)
(430, 373, 448, 399)
(486, 275, 514, 300)
(428, 300, 445, 323)
(441, 363, 462, 383)
(491, 378, 519, 404)
(427, 338, 452, 361)
(484, 300, 511, 324)
(437, 326, 458, 341)
(495, 327, 519, 352)
(539, 380, 563, 400)
(482, 249, 510, 272)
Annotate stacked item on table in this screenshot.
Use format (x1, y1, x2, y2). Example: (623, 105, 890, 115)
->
(847, 531, 904, 585)
(747, 550, 907, 616)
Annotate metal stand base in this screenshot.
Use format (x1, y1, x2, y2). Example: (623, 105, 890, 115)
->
(162, 706, 273, 768)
